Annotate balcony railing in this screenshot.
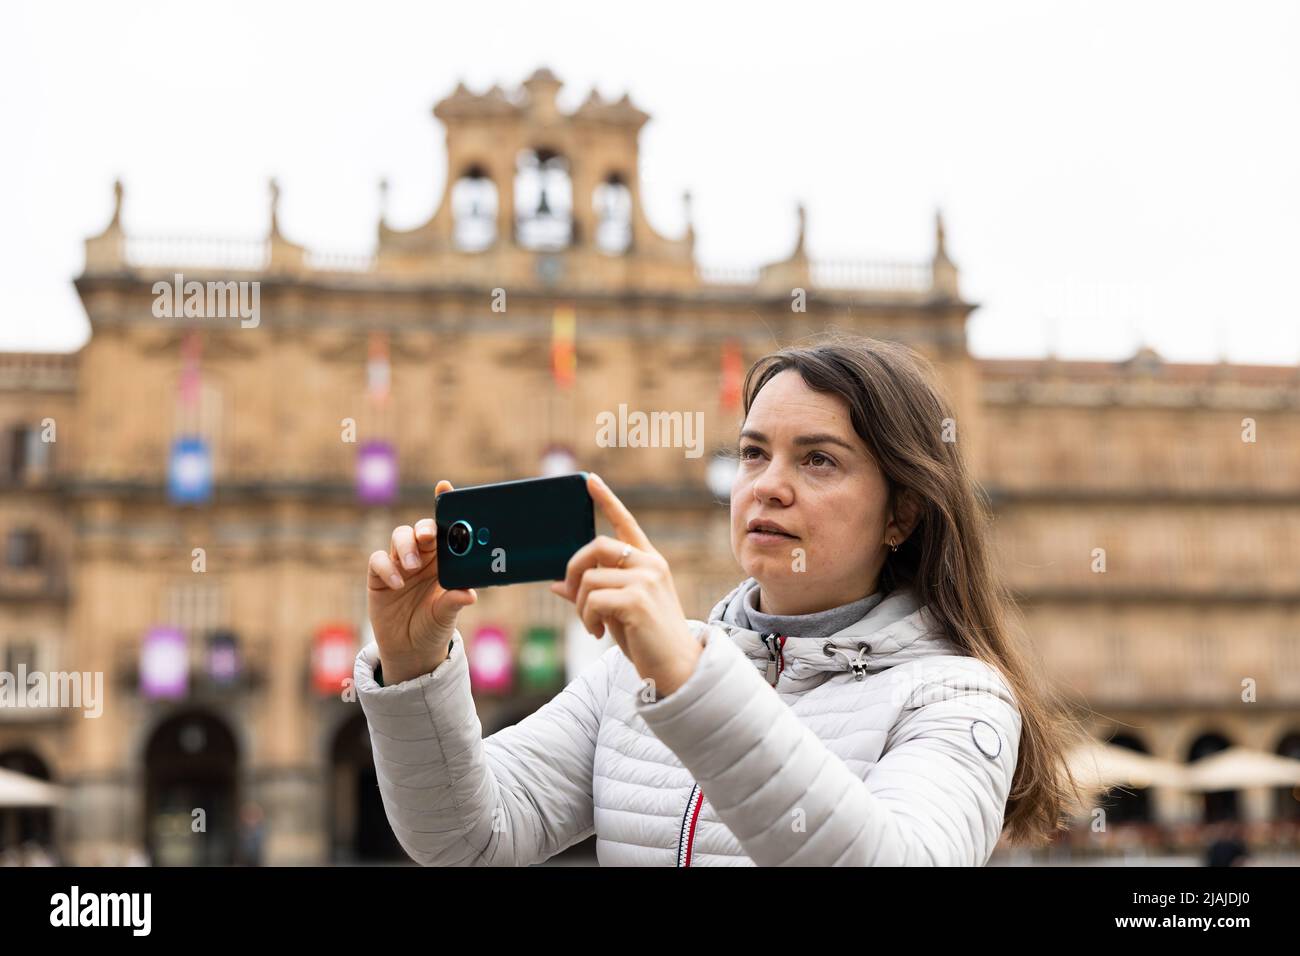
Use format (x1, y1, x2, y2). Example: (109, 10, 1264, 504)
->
(113, 237, 379, 275)
(809, 259, 932, 291)
(106, 234, 935, 292)
(113, 634, 269, 697)
(124, 236, 271, 271)
(0, 352, 79, 390)
(696, 265, 762, 285)
(303, 249, 377, 273)
(1036, 627, 1300, 708)
(697, 259, 933, 292)
(0, 566, 69, 602)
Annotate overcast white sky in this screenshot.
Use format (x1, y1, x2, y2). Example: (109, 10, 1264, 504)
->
(3, 0, 1298, 364)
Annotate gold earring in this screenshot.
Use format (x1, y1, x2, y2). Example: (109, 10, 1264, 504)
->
(888, 538, 898, 552)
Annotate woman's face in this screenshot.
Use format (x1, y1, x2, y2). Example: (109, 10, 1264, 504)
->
(730, 369, 899, 616)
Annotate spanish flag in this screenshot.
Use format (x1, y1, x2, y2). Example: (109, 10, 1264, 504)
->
(551, 305, 576, 388)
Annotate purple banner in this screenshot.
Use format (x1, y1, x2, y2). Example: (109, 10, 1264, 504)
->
(141, 626, 188, 699)
(356, 440, 397, 504)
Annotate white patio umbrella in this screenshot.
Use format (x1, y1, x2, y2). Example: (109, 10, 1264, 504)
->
(0, 766, 67, 808)
(1184, 747, 1300, 791)
(1068, 739, 1189, 791)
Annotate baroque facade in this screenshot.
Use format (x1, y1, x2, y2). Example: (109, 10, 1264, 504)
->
(0, 68, 1296, 864)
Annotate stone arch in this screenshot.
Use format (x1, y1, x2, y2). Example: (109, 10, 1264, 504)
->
(1099, 732, 1154, 824)
(1186, 730, 1238, 823)
(142, 709, 241, 865)
(515, 147, 572, 250)
(593, 171, 633, 254)
(0, 748, 56, 857)
(326, 710, 405, 862)
(451, 162, 499, 251)
(1274, 730, 1300, 821)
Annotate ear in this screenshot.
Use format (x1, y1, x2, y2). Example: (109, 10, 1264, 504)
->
(884, 488, 922, 545)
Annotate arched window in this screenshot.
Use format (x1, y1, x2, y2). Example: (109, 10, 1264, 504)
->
(451, 164, 498, 251)
(5, 527, 42, 568)
(0, 749, 54, 858)
(593, 172, 632, 254)
(4, 424, 50, 482)
(515, 148, 572, 251)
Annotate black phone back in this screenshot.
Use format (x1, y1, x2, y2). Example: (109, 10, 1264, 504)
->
(435, 473, 595, 590)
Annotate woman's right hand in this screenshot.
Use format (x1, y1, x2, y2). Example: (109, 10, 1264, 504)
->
(367, 479, 478, 685)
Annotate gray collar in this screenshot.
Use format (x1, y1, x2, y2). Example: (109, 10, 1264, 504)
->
(728, 577, 884, 641)
(701, 577, 957, 684)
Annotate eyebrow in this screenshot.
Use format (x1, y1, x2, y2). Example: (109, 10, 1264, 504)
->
(739, 429, 859, 453)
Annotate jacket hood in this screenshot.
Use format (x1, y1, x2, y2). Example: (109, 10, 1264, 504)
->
(698, 577, 960, 687)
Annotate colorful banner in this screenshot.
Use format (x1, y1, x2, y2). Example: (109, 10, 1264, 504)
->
(168, 436, 213, 504)
(207, 629, 240, 685)
(519, 627, 562, 691)
(141, 626, 188, 699)
(312, 624, 356, 696)
(356, 439, 398, 504)
(169, 329, 211, 506)
(720, 338, 743, 411)
(357, 331, 397, 504)
(539, 444, 576, 478)
(469, 625, 512, 694)
(550, 305, 576, 388)
(367, 331, 391, 403)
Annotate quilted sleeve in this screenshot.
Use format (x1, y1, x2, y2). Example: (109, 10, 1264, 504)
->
(634, 626, 1022, 866)
(354, 632, 615, 866)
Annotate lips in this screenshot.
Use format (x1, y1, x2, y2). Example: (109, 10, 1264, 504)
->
(747, 519, 797, 538)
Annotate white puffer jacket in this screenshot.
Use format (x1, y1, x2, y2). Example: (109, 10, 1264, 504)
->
(353, 582, 1023, 866)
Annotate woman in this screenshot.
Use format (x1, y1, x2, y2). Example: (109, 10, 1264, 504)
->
(356, 334, 1087, 866)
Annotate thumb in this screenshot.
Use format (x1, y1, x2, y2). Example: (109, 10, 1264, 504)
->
(431, 587, 477, 627)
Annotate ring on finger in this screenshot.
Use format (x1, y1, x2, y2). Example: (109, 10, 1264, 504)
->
(616, 544, 633, 568)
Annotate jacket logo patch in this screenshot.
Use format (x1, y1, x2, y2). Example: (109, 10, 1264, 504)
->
(970, 719, 1002, 759)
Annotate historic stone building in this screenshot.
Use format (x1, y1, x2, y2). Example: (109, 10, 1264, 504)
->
(0, 67, 1296, 864)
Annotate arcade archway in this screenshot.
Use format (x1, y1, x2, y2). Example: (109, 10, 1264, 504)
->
(329, 713, 405, 863)
(143, 711, 239, 866)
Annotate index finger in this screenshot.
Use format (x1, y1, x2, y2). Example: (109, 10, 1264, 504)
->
(587, 473, 652, 551)
(429, 479, 454, 539)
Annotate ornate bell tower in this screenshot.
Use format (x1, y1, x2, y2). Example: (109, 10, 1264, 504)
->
(377, 67, 697, 291)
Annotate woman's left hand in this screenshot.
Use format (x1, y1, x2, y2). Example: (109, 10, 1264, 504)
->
(549, 473, 703, 698)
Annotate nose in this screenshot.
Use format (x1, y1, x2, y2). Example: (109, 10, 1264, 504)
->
(751, 456, 795, 507)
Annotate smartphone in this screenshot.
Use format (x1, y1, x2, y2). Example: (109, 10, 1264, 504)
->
(435, 473, 596, 590)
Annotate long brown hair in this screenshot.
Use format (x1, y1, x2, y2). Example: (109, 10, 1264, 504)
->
(741, 332, 1091, 846)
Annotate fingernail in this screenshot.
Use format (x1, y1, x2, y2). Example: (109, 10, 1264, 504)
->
(590, 472, 603, 485)
(388, 573, 404, 589)
(402, 552, 420, 570)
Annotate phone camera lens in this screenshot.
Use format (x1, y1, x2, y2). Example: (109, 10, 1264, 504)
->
(447, 520, 473, 556)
